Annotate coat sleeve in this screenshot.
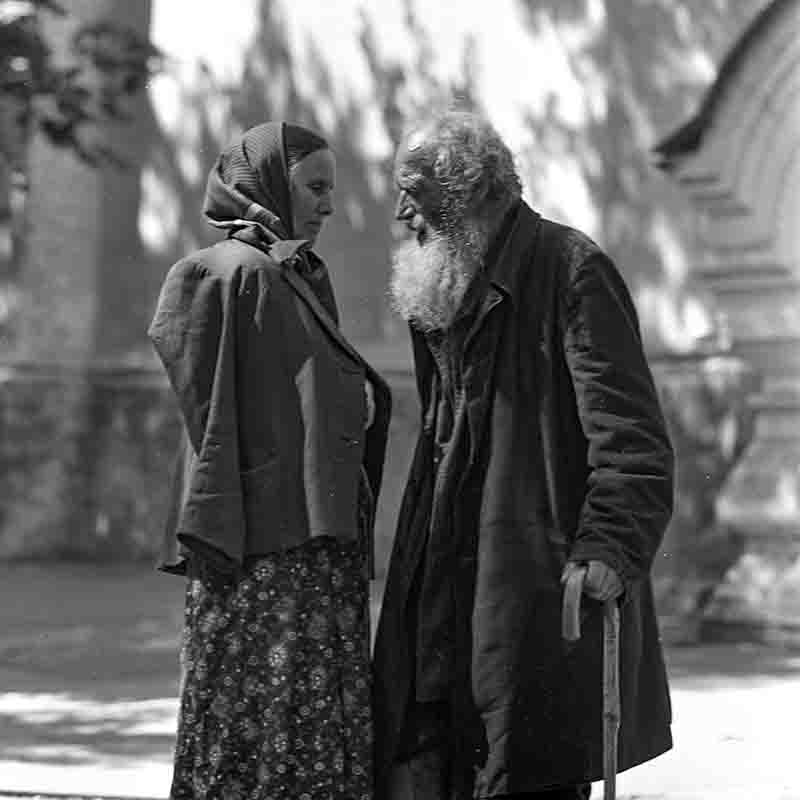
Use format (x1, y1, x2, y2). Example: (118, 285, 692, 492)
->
(148, 258, 247, 568)
(561, 252, 674, 592)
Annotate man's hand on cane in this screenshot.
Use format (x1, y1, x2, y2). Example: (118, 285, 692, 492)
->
(561, 559, 623, 800)
(561, 560, 623, 603)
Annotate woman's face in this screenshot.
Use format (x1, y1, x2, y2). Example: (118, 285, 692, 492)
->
(289, 148, 336, 244)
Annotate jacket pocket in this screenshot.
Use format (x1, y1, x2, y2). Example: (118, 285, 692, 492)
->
(241, 454, 279, 484)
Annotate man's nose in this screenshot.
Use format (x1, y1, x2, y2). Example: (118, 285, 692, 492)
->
(395, 190, 414, 221)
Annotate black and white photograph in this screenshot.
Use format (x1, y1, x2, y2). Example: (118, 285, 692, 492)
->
(0, 1, 798, 799)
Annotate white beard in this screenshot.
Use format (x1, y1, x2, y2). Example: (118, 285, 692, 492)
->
(389, 223, 489, 332)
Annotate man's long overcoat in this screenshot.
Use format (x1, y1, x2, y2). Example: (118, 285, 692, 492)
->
(374, 203, 675, 797)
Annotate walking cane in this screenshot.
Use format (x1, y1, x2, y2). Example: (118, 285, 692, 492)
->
(562, 566, 621, 800)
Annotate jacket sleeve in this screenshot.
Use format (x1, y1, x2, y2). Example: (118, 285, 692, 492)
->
(148, 258, 246, 568)
(561, 252, 674, 593)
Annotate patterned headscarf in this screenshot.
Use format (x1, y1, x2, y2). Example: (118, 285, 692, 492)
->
(203, 121, 328, 241)
(202, 122, 338, 320)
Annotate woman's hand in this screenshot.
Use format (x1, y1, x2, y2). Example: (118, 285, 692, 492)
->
(364, 380, 376, 429)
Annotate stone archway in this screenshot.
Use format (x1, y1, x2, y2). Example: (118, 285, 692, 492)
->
(656, 0, 800, 638)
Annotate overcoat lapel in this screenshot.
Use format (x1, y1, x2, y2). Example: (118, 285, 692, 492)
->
(462, 285, 507, 469)
(281, 267, 363, 369)
(461, 206, 543, 468)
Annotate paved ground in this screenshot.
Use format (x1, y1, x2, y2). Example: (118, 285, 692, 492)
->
(0, 562, 798, 800)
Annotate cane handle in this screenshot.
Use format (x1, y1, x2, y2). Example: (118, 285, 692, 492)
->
(562, 566, 587, 642)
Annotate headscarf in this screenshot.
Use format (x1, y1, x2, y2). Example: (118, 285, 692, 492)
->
(202, 121, 328, 242)
(202, 121, 338, 320)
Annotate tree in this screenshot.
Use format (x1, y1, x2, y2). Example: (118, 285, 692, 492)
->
(0, 0, 161, 168)
(514, 0, 772, 344)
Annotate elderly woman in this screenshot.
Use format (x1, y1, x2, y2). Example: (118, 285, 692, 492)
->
(149, 122, 391, 800)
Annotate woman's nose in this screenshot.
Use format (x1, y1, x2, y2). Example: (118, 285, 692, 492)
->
(318, 193, 334, 216)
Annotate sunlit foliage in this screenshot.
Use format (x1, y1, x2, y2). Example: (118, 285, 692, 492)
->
(0, 0, 161, 167)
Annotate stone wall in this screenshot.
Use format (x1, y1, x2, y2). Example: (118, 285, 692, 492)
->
(0, 365, 179, 560)
(0, 354, 757, 645)
(0, 363, 418, 570)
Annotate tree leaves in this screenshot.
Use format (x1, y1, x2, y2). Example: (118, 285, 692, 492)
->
(0, 0, 162, 168)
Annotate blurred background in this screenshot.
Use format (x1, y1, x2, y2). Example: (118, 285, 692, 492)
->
(1, 1, 800, 798)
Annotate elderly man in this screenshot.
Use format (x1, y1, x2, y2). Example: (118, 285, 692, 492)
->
(373, 111, 674, 800)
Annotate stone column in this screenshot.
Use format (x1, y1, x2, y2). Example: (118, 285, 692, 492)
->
(657, 0, 800, 640)
(696, 268, 800, 640)
(0, 0, 180, 561)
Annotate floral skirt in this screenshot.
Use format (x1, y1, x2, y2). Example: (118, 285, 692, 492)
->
(170, 536, 373, 800)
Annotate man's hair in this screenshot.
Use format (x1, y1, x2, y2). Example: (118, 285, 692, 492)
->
(402, 110, 522, 228)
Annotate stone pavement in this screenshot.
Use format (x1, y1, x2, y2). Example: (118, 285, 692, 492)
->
(0, 562, 798, 800)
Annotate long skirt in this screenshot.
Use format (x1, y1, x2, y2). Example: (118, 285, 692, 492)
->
(169, 536, 373, 800)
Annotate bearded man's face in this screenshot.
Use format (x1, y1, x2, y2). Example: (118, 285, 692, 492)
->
(390, 139, 489, 331)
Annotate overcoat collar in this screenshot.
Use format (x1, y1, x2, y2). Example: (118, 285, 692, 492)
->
(411, 201, 543, 358)
(484, 200, 541, 305)
(230, 226, 362, 369)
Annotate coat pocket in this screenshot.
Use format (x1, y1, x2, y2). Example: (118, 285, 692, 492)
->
(241, 455, 279, 485)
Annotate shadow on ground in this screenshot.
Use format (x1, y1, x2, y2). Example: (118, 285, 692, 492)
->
(0, 563, 183, 768)
(2, 563, 800, 788)
(664, 641, 800, 689)
(0, 693, 176, 764)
